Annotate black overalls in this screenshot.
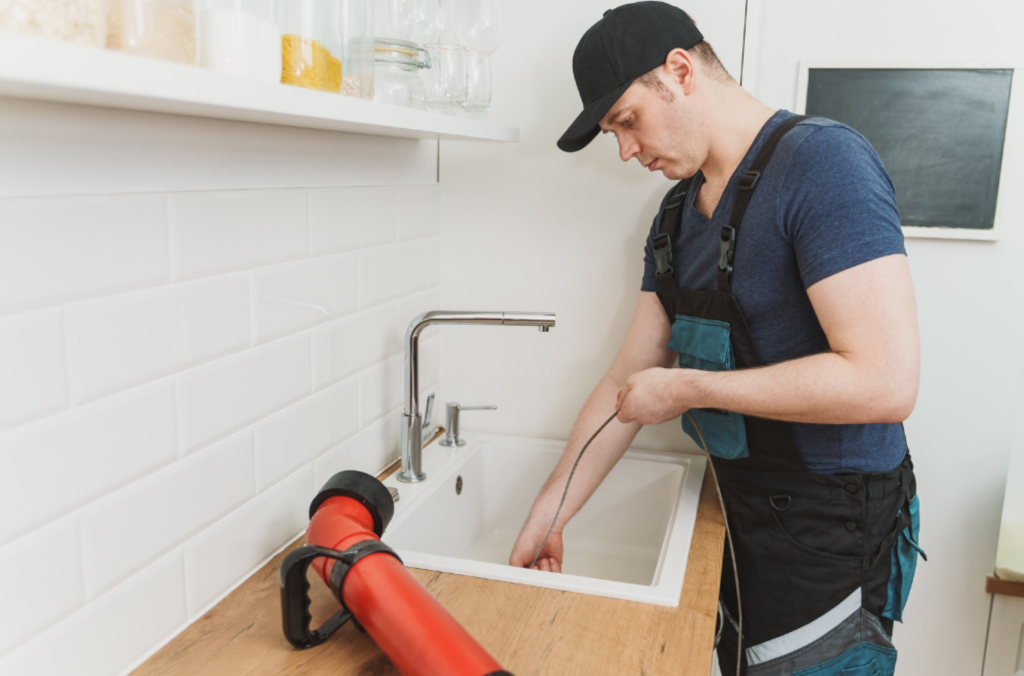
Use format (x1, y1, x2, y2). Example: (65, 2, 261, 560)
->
(651, 115, 925, 675)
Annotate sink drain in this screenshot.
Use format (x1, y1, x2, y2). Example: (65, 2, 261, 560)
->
(455, 475, 463, 495)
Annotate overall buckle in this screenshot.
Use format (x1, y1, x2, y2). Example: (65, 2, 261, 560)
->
(652, 233, 673, 275)
(738, 170, 761, 191)
(718, 225, 736, 273)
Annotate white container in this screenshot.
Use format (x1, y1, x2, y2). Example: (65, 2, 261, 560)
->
(0, 0, 106, 47)
(198, 0, 280, 82)
(106, 0, 198, 64)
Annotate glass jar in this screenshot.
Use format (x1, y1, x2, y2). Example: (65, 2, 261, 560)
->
(373, 39, 427, 110)
(277, 0, 342, 92)
(340, 0, 374, 99)
(197, 0, 280, 82)
(106, 0, 197, 64)
(0, 0, 106, 47)
(422, 42, 466, 115)
(462, 49, 490, 119)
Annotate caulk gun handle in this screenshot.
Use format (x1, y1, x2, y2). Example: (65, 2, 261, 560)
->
(279, 545, 353, 649)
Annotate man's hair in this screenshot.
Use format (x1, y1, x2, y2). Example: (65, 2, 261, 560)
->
(634, 40, 733, 100)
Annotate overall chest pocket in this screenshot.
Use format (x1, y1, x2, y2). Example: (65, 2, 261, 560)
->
(667, 315, 749, 460)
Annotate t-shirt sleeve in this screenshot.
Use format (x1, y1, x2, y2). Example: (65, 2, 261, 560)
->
(641, 187, 677, 292)
(779, 125, 906, 289)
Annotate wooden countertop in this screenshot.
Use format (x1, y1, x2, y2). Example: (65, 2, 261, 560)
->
(133, 463, 725, 676)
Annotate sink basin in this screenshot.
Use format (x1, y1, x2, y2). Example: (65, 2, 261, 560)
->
(381, 433, 707, 606)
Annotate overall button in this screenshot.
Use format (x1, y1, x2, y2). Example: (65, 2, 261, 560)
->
(845, 521, 858, 532)
(845, 483, 858, 494)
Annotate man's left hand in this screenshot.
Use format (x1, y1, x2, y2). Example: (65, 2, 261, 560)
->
(615, 367, 700, 425)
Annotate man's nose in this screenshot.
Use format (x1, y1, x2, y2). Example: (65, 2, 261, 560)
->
(618, 135, 640, 163)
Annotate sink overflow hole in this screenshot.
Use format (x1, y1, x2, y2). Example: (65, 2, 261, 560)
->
(455, 475, 463, 495)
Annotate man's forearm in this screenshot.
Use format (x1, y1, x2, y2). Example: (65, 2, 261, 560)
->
(684, 350, 917, 425)
(527, 375, 643, 531)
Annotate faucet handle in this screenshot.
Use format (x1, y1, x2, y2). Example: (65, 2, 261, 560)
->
(422, 392, 435, 428)
(440, 402, 497, 447)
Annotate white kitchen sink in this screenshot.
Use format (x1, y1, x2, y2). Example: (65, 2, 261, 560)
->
(381, 433, 706, 606)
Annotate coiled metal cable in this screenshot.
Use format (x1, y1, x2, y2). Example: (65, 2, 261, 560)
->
(528, 410, 743, 676)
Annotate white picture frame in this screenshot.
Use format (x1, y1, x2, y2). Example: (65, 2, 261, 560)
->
(796, 59, 1019, 242)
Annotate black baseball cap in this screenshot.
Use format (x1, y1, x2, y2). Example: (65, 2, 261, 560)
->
(557, 2, 703, 153)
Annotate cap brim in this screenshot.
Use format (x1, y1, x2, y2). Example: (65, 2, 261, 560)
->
(557, 80, 634, 153)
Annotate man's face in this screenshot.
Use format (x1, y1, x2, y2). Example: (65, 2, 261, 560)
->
(598, 74, 707, 181)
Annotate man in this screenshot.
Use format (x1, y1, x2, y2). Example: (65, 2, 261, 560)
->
(508, 3, 925, 675)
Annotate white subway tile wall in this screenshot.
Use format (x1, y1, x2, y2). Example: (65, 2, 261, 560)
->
(0, 515, 84, 657)
(66, 275, 251, 403)
(0, 309, 67, 430)
(309, 186, 398, 254)
(0, 194, 170, 314)
(170, 189, 309, 280)
(397, 183, 443, 241)
(0, 185, 442, 675)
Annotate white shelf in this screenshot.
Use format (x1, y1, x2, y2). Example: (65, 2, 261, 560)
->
(0, 31, 519, 143)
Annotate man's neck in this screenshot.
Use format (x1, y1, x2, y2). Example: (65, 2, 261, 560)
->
(700, 85, 776, 188)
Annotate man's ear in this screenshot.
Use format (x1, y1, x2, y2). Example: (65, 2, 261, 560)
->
(664, 48, 696, 95)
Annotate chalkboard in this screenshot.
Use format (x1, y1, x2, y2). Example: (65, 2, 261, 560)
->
(803, 67, 1013, 232)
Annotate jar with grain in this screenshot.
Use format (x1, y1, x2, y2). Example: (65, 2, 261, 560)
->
(340, 0, 374, 99)
(198, 0, 280, 82)
(0, 0, 106, 47)
(277, 0, 342, 93)
(106, 0, 197, 64)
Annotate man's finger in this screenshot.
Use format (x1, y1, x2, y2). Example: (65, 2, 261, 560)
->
(617, 396, 633, 423)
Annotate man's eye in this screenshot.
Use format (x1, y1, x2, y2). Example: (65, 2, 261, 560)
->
(622, 118, 634, 128)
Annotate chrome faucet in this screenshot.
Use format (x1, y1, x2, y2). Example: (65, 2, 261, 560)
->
(398, 311, 556, 483)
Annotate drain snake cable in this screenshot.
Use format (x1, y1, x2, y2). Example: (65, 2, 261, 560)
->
(528, 410, 743, 676)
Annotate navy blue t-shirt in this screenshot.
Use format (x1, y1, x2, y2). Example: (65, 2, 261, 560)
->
(642, 110, 907, 474)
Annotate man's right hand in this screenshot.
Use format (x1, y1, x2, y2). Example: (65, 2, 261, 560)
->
(509, 520, 564, 573)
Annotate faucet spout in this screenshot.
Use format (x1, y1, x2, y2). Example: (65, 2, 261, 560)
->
(397, 311, 556, 483)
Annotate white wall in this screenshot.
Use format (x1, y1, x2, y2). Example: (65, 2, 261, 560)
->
(995, 382, 1024, 581)
(438, 0, 746, 452)
(0, 101, 441, 676)
(442, 1, 1024, 675)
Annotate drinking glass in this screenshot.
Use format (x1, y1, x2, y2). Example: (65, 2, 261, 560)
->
(462, 49, 490, 119)
(436, 0, 463, 45)
(408, 0, 439, 45)
(453, 0, 501, 54)
(375, 0, 416, 40)
(422, 42, 467, 114)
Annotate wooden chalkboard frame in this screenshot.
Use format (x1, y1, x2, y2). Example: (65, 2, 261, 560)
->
(796, 59, 1018, 241)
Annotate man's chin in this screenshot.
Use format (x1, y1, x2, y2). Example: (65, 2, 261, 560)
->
(659, 164, 683, 180)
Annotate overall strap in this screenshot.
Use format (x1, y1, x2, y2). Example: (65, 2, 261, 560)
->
(652, 178, 695, 320)
(717, 114, 810, 293)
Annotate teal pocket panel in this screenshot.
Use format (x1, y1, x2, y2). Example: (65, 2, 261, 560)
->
(668, 315, 734, 370)
(792, 641, 897, 676)
(667, 315, 749, 460)
(681, 408, 749, 460)
(882, 495, 925, 622)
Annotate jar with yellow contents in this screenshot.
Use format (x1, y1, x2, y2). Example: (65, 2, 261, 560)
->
(276, 0, 342, 93)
